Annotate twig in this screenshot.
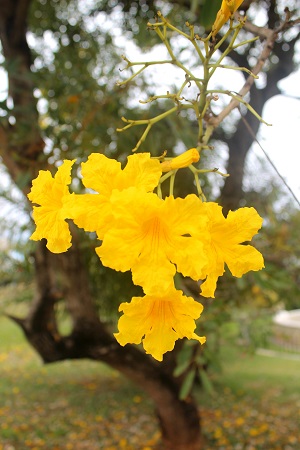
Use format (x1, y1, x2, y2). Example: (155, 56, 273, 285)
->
(207, 10, 300, 131)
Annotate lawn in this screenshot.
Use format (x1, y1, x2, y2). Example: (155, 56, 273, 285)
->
(0, 315, 300, 449)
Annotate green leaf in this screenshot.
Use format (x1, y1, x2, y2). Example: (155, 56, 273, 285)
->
(194, 354, 206, 365)
(173, 358, 191, 377)
(198, 368, 215, 395)
(174, 342, 194, 377)
(199, 0, 222, 29)
(179, 368, 196, 400)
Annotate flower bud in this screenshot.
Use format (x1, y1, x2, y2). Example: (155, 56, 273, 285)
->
(160, 148, 200, 172)
(212, 0, 244, 37)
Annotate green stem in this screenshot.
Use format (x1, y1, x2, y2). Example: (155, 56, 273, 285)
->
(155, 27, 203, 92)
(159, 171, 175, 184)
(196, 168, 229, 177)
(157, 183, 162, 199)
(208, 26, 242, 80)
(233, 36, 259, 50)
(189, 165, 205, 199)
(132, 123, 152, 152)
(169, 170, 177, 196)
(207, 64, 258, 78)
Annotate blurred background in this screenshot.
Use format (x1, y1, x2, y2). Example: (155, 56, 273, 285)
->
(0, 0, 300, 449)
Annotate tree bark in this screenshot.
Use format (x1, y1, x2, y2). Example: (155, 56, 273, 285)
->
(0, 0, 46, 184)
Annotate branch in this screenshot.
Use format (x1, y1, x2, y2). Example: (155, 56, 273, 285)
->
(207, 11, 300, 133)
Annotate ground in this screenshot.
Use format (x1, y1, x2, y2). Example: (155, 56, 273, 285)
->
(0, 311, 300, 449)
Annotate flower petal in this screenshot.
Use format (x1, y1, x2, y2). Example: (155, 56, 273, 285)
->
(121, 153, 162, 191)
(114, 289, 205, 361)
(225, 244, 265, 278)
(131, 251, 175, 295)
(28, 170, 56, 206)
(199, 202, 264, 298)
(64, 193, 112, 237)
(81, 152, 161, 195)
(27, 160, 75, 253)
(76, 153, 161, 238)
(199, 271, 221, 299)
(96, 225, 143, 272)
(81, 153, 121, 195)
(31, 207, 72, 253)
(224, 207, 263, 243)
(98, 188, 210, 293)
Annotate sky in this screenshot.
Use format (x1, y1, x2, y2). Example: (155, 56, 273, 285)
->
(256, 72, 300, 202)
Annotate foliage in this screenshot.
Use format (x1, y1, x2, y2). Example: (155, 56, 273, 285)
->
(0, 180, 34, 296)
(26, 0, 197, 164)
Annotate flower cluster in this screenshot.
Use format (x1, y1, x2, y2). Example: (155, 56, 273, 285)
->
(28, 151, 264, 361)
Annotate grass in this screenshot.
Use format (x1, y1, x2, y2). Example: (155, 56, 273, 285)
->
(1, 314, 300, 449)
(0, 317, 158, 450)
(218, 344, 300, 398)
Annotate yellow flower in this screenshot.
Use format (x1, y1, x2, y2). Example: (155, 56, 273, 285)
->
(212, 0, 244, 36)
(200, 203, 264, 298)
(65, 152, 162, 239)
(96, 188, 208, 294)
(160, 148, 200, 172)
(115, 288, 206, 361)
(27, 160, 75, 253)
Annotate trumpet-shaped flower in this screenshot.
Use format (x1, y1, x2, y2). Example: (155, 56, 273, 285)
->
(212, 0, 244, 36)
(96, 188, 209, 294)
(65, 152, 162, 239)
(200, 203, 264, 298)
(27, 160, 75, 253)
(115, 288, 206, 361)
